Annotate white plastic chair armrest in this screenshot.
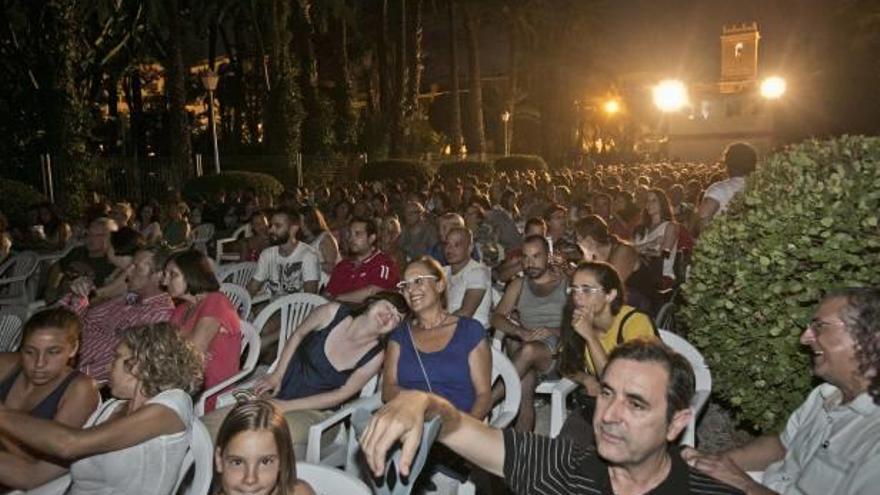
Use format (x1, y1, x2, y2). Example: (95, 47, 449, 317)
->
(195, 369, 258, 416)
(305, 394, 383, 464)
(489, 411, 518, 429)
(251, 292, 271, 305)
(0, 274, 30, 286)
(211, 373, 268, 410)
(692, 389, 711, 415)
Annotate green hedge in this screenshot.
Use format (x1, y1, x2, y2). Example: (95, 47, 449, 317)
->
(681, 136, 880, 432)
(359, 159, 432, 183)
(494, 154, 548, 173)
(0, 179, 46, 228)
(435, 160, 494, 180)
(183, 171, 284, 201)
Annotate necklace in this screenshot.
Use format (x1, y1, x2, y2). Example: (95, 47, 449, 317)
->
(416, 312, 452, 331)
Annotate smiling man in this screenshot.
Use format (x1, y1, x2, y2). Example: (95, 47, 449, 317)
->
(361, 339, 742, 494)
(683, 288, 880, 495)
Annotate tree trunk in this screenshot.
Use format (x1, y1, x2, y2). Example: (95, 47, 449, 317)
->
(503, 18, 519, 154)
(461, 4, 485, 156)
(165, 0, 193, 184)
(405, 0, 422, 119)
(263, 0, 303, 166)
(389, 0, 407, 157)
(290, 0, 333, 155)
(329, 19, 357, 150)
(447, 0, 463, 154)
(377, 0, 392, 118)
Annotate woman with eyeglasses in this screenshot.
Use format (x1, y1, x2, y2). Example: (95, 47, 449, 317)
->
(557, 261, 658, 445)
(382, 257, 493, 420)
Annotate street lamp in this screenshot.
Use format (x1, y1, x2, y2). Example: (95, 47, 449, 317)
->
(603, 99, 621, 115)
(501, 110, 511, 156)
(200, 70, 221, 174)
(760, 76, 786, 99)
(653, 79, 688, 112)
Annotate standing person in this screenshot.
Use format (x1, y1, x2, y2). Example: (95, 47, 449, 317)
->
(0, 323, 204, 495)
(490, 235, 568, 432)
(361, 340, 743, 495)
(683, 288, 880, 495)
(443, 227, 492, 329)
(247, 209, 321, 298)
(0, 308, 100, 490)
(212, 396, 315, 495)
(691, 142, 757, 237)
(383, 257, 493, 420)
(325, 217, 400, 304)
(164, 250, 242, 413)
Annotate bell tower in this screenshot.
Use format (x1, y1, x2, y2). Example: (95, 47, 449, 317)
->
(719, 22, 759, 93)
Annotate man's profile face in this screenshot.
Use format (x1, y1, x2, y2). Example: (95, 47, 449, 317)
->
(593, 358, 688, 467)
(348, 221, 374, 256)
(800, 297, 862, 391)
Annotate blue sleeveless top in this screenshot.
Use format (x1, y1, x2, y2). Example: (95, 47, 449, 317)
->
(0, 368, 82, 420)
(277, 305, 383, 401)
(389, 316, 486, 412)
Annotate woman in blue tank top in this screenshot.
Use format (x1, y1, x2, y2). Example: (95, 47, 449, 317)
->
(0, 308, 99, 490)
(383, 257, 493, 419)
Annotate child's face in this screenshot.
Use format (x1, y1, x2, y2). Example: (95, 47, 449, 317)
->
(215, 429, 281, 495)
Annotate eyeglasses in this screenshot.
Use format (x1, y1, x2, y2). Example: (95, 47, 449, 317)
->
(396, 275, 438, 291)
(566, 285, 604, 295)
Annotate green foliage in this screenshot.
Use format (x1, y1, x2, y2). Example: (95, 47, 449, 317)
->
(183, 171, 284, 202)
(435, 160, 494, 180)
(359, 159, 432, 183)
(681, 136, 880, 432)
(494, 154, 549, 173)
(0, 179, 46, 228)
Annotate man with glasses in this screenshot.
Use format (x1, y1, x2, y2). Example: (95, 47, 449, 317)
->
(683, 288, 880, 494)
(490, 234, 568, 432)
(326, 216, 400, 304)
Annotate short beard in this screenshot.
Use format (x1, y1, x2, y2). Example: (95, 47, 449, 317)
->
(270, 233, 290, 246)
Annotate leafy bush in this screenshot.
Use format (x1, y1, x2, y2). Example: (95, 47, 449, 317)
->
(183, 171, 284, 202)
(0, 179, 46, 228)
(359, 159, 432, 184)
(494, 154, 548, 173)
(435, 161, 494, 180)
(681, 136, 880, 432)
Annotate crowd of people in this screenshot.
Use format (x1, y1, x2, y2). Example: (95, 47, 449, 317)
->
(0, 141, 876, 495)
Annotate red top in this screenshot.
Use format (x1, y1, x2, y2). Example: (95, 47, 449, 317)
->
(325, 249, 400, 297)
(170, 292, 241, 412)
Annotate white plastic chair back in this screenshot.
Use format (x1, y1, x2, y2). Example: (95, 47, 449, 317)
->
(220, 283, 252, 320)
(190, 223, 215, 255)
(173, 418, 213, 495)
(489, 346, 521, 428)
(0, 313, 24, 352)
(194, 320, 261, 416)
(215, 261, 257, 287)
(252, 293, 328, 369)
(215, 224, 251, 262)
(534, 377, 580, 438)
(0, 252, 40, 306)
(296, 463, 371, 495)
(660, 329, 712, 447)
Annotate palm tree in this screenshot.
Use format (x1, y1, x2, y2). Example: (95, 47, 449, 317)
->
(164, 0, 193, 182)
(446, 0, 463, 155)
(461, 2, 486, 156)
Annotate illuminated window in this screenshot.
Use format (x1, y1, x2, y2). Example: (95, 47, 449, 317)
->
(735, 42, 744, 60)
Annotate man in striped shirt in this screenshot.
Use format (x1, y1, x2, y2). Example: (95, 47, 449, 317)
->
(362, 340, 742, 494)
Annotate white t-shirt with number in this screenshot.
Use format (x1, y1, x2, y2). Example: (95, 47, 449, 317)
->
(253, 242, 320, 296)
(444, 259, 493, 328)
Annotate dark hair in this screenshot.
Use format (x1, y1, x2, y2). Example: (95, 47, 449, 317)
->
(543, 203, 567, 220)
(350, 216, 378, 238)
(636, 188, 675, 238)
(111, 227, 146, 256)
(22, 307, 82, 348)
(300, 205, 330, 237)
(351, 291, 411, 319)
(141, 246, 172, 274)
(558, 262, 628, 378)
(575, 215, 613, 245)
(723, 142, 758, 177)
(167, 249, 220, 295)
(826, 287, 880, 405)
(135, 201, 159, 224)
(214, 395, 298, 495)
(35, 202, 64, 237)
(524, 217, 547, 234)
(522, 234, 550, 254)
(604, 339, 696, 422)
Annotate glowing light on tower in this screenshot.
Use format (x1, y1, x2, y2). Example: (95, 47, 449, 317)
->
(653, 80, 688, 112)
(603, 99, 621, 115)
(760, 76, 786, 99)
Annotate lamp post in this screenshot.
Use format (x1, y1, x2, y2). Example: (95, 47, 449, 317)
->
(200, 70, 221, 174)
(501, 110, 511, 156)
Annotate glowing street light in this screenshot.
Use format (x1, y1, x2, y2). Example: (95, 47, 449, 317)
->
(653, 79, 688, 112)
(603, 99, 621, 115)
(760, 76, 786, 99)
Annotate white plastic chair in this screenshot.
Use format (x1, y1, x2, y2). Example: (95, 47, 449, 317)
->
(534, 377, 580, 438)
(220, 283, 253, 321)
(305, 375, 379, 466)
(173, 418, 213, 495)
(215, 261, 257, 288)
(190, 223, 215, 255)
(252, 293, 328, 364)
(215, 224, 251, 263)
(487, 345, 522, 429)
(0, 252, 40, 307)
(194, 320, 261, 417)
(660, 329, 712, 447)
(0, 313, 24, 353)
(296, 462, 371, 495)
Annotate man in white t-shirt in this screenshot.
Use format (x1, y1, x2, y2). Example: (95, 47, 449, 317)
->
(692, 142, 757, 237)
(247, 208, 320, 297)
(443, 227, 492, 328)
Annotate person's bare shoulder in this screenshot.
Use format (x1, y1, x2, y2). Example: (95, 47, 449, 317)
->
(293, 480, 315, 495)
